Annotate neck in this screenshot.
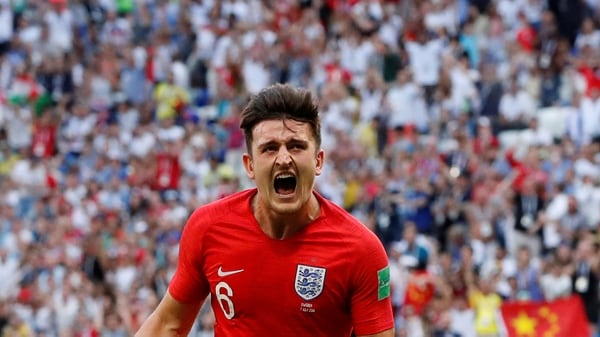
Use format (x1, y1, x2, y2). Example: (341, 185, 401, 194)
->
(252, 194, 321, 240)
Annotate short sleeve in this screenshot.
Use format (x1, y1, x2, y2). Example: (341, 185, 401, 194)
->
(350, 235, 395, 335)
(168, 209, 211, 304)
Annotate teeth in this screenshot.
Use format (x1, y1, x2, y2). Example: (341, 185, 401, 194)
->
(276, 173, 294, 179)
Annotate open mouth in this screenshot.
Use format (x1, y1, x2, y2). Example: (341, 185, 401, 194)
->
(274, 173, 297, 195)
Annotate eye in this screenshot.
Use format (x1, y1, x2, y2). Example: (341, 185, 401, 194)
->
(288, 143, 306, 151)
(262, 145, 278, 153)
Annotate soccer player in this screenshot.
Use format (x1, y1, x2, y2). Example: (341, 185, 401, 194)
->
(135, 84, 395, 337)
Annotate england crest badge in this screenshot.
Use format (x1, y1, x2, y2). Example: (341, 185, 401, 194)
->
(295, 264, 326, 301)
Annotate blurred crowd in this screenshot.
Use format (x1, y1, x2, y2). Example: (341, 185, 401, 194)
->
(1, 0, 600, 336)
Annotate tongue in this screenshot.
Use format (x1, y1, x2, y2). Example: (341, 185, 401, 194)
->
(276, 186, 295, 195)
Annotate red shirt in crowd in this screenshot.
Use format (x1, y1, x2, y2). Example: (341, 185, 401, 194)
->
(473, 134, 499, 156)
(516, 24, 537, 53)
(578, 65, 600, 97)
(324, 62, 353, 85)
(403, 269, 435, 316)
(152, 152, 181, 191)
(31, 121, 57, 159)
(505, 149, 548, 193)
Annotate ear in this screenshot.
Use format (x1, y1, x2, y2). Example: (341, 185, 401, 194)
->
(314, 149, 325, 176)
(242, 153, 255, 180)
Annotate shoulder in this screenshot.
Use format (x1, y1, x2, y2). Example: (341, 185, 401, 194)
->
(318, 193, 385, 252)
(185, 189, 256, 232)
(320, 195, 369, 231)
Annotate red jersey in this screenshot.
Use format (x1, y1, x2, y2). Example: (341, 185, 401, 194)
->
(324, 63, 352, 85)
(516, 25, 536, 53)
(579, 65, 600, 96)
(152, 152, 181, 191)
(402, 270, 435, 316)
(31, 122, 56, 158)
(505, 149, 548, 192)
(169, 189, 394, 336)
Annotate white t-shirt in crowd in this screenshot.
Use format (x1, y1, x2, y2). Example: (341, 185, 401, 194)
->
(449, 66, 478, 114)
(129, 130, 157, 158)
(339, 38, 377, 78)
(545, 192, 569, 221)
(406, 39, 444, 86)
(172, 61, 190, 90)
(497, 0, 524, 31)
(540, 273, 572, 301)
(243, 58, 270, 95)
(542, 192, 569, 248)
(112, 264, 138, 294)
(52, 290, 80, 332)
(359, 88, 384, 124)
(520, 126, 554, 146)
(212, 35, 240, 69)
(424, 5, 458, 35)
(0, 3, 14, 43)
(499, 90, 536, 121)
(242, 29, 277, 50)
(0, 255, 21, 300)
(378, 14, 403, 49)
(62, 113, 97, 153)
(386, 82, 427, 128)
(575, 30, 600, 51)
(44, 9, 74, 52)
(11, 159, 47, 189)
(4, 107, 32, 150)
(64, 185, 87, 208)
(222, 0, 250, 22)
(581, 97, 600, 137)
(449, 308, 476, 337)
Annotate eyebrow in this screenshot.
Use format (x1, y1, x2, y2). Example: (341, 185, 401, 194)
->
(256, 139, 308, 151)
(257, 140, 278, 151)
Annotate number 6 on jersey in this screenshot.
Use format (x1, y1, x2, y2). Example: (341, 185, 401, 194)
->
(216, 282, 235, 319)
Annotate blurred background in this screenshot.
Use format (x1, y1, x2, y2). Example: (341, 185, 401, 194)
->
(1, 0, 600, 336)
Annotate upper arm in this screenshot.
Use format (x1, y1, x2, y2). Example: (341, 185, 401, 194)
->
(134, 290, 205, 337)
(350, 233, 395, 336)
(357, 328, 395, 337)
(168, 209, 211, 303)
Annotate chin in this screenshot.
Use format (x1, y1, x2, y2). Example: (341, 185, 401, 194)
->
(269, 192, 304, 214)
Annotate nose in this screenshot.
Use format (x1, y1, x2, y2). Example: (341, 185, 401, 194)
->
(275, 148, 292, 166)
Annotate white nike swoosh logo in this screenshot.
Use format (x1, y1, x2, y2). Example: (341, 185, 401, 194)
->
(217, 266, 245, 277)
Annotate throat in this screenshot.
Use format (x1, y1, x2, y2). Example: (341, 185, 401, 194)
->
(252, 195, 321, 240)
(269, 223, 303, 240)
(258, 215, 306, 240)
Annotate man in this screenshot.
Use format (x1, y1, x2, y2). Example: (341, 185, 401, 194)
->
(135, 84, 395, 337)
(0, 0, 13, 57)
(464, 265, 503, 337)
(511, 179, 545, 257)
(571, 238, 599, 336)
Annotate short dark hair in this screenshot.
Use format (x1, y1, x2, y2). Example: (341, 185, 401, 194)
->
(239, 83, 321, 154)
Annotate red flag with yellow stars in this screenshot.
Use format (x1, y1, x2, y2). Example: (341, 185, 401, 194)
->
(500, 296, 590, 337)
